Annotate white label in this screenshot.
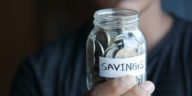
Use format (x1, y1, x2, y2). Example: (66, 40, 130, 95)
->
(99, 54, 146, 78)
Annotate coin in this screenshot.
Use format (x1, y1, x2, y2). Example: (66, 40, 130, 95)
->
(115, 47, 138, 58)
(94, 41, 105, 72)
(95, 41, 105, 57)
(105, 45, 119, 58)
(96, 31, 110, 50)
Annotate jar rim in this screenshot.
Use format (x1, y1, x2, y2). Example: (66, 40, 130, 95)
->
(94, 8, 138, 20)
(93, 8, 139, 28)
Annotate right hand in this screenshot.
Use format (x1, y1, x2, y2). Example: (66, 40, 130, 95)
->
(85, 75, 155, 96)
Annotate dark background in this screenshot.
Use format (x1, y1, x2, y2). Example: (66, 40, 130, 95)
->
(0, 0, 192, 96)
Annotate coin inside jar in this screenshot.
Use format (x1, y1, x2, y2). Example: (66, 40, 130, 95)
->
(115, 47, 138, 58)
(108, 31, 120, 44)
(96, 31, 110, 50)
(94, 41, 105, 71)
(95, 41, 105, 56)
(104, 45, 119, 58)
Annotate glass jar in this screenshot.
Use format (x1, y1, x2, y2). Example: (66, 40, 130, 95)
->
(86, 8, 147, 90)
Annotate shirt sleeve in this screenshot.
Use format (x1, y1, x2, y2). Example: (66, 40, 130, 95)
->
(10, 38, 67, 96)
(11, 59, 42, 96)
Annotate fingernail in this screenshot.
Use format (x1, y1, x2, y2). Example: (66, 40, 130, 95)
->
(140, 81, 155, 93)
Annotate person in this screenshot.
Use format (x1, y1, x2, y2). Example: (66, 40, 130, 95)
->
(11, 0, 192, 96)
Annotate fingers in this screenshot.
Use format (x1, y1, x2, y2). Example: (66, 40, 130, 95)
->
(122, 81, 155, 96)
(90, 75, 137, 96)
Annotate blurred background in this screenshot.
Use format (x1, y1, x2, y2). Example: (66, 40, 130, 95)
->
(0, 0, 192, 96)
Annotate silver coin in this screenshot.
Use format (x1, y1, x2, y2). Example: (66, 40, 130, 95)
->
(114, 35, 124, 42)
(96, 31, 110, 50)
(105, 45, 119, 58)
(115, 47, 138, 58)
(95, 41, 105, 56)
(94, 41, 105, 72)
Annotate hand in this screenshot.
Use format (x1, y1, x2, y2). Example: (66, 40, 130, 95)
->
(85, 75, 155, 96)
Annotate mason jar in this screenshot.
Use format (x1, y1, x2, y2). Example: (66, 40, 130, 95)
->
(86, 8, 147, 90)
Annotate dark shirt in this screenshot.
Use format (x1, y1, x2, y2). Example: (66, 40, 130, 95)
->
(11, 15, 192, 96)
